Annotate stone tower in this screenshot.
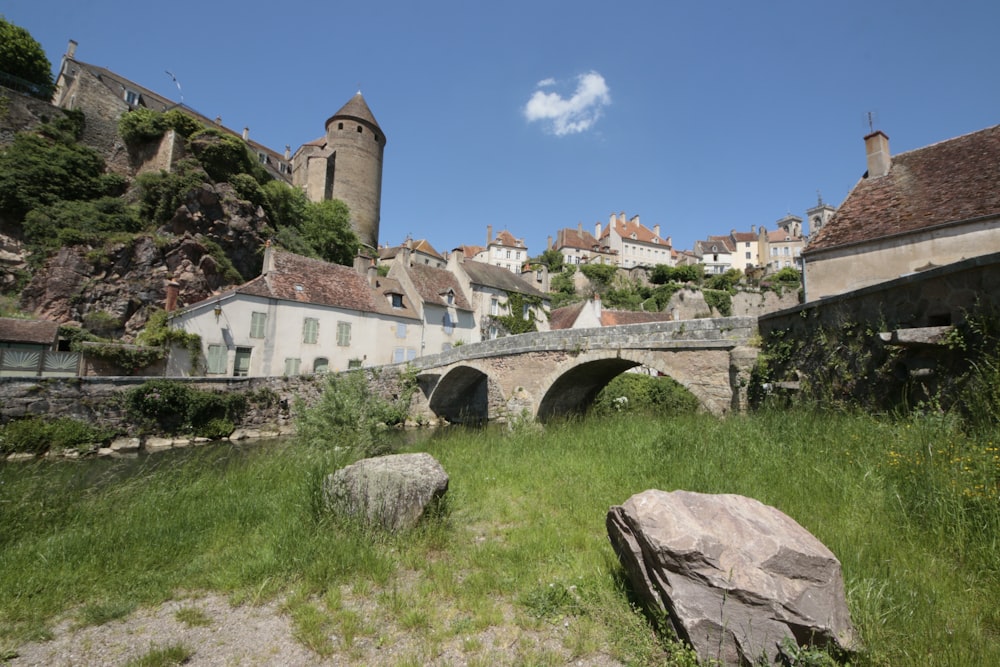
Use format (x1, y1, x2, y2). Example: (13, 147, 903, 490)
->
(292, 92, 386, 248)
(805, 193, 837, 237)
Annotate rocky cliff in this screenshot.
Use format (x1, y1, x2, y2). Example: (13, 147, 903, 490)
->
(17, 182, 270, 339)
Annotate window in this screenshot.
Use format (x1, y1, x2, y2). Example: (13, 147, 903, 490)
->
(257, 152, 268, 164)
(506, 250, 512, 259)
(490, 298, 499, 316)
(357, 125, 363, 133)
(250, 312, 267, 338)
(783, 247, 790, 256)
(284, 358, 301, 376)
(124, 89, 139, 106)
(745, 252, 751, 259)
(488, 325, 499, 340)
(443, 313, 454, 334)
(396, 322, 407, 338)
(313, 357, 329, 373)
(338, 122, 344, 130)
(347, 358, 363, 369)
(522, 303, 530, 320)
(302, 318, 319, 344)
(445, 291, 455, 305)
(233, 347, 252, 376)
(390, 293, 404, 309)
(336, 321, 351, 346)
(206, 344, 227, 374)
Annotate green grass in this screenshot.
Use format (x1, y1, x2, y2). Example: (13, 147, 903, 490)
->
(124, 643, 193, 667)
(0, 411, 998, 665)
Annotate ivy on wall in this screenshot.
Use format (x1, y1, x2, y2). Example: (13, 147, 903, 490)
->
(487, 291, 546, 336)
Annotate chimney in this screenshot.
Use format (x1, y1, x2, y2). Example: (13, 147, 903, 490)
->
(242, 127, 249, 141)
(547, 235, 552, 250)
(284, 145, 291, 160)
(751, 225, 756, 234)
(593, 292, 602, 320)
(595, 222, 603, 238)
(367, 262, 378, 287)
(666, 236, 672, 247)
(215, 116, 222, 125)
(66, 40, 78, 59)
(486, 225, 493, 248)
(164, 278, 179, 312)
(262, 240, 275, 275)
(653, 224, 661, 238)
(865, 130, 891, 178)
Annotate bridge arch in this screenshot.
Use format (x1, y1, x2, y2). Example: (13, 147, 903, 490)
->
(535, 349, 724, 422)
(426, 364, 491, 424)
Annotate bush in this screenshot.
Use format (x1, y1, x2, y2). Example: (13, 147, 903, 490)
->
(188, 128, 267, 184)
(136, 159, 209, 224)
(124, 379, 246, 437)
(591, 373, 700, 417)
(0, 416, 113, 455)
(118, 108, 169, 145)
(579, 263, 617, 287)
(22, 197, 142, 251)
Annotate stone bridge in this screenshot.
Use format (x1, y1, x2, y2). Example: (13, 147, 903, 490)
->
(408, 317, 759, 423)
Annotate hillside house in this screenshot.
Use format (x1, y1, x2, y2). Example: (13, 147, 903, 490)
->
(802, 125, 1000, 300)
(549, 294, 673, 330)
(694, 236, 735, 275)
(596, 212, 673, 268)
(447, 253, 550, 340)
(550, 224, 617, 266)
(473, 227, 529, 273)
(379, 239, 446, 269)
(387, 251, 477, 352)
(166, 247, 423, 377)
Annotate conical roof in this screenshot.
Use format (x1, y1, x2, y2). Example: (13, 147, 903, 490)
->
(326, 91, 382, 132)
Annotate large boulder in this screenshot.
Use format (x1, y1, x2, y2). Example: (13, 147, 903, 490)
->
(323, 453, 449, 531)
(606, 489, 857, 665)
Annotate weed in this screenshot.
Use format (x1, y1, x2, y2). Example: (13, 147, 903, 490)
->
(174, 606, 211, 628)
(124, 643, 193, 667)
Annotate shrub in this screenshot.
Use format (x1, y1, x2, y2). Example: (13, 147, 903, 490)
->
(22, 197, 142, 251)
(135, 159, 209, 224)
(579, 263, 617, 287)
(188, 128, 267, 184)
(124, 379, 246, 437)
(0, 416, 113, 455)
(592, 373, 700, 417)
(118, 108, 168, 145)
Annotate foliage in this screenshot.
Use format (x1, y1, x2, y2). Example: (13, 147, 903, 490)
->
(124, 643, 194, 667)
(702, 288, 733, 316)
(136, 308, 202, 365)
(119, 108, 206, 146)
(771, 267, 801, 284)
(200, 237, 246, 284)
(591, 373, 700, 416)
(81, 310, 123, 337)
(536, 247, 564, 272)
(490, 291, 545, 336)
(295, 369, 411, 463)
(650, 263, 703, 285)
(188, 128, 268, 184)
(123, 379, 246, 436)
(22, 197, 142, 251)
(0, 416, 113, 455)
(300, 198, 360, 265)
(579, 262, 617, 287)
(603, 285, 644, 310)
(135, 158, 209, 224)
(262, 179, 308, 230)
(0, 17, 53, 99)
(0, 126, 112, 223)
(705, 267, 742, 291)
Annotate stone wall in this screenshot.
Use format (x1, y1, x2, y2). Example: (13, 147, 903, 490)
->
(0, 86, 57, 147)
(0, 366, 414, 437)
(666, 287, 800, 320)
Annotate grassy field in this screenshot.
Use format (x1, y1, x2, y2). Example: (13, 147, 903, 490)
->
(1, 409, 998, 665)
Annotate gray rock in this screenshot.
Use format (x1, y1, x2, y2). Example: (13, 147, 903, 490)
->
(110, 437, 141, 452)
(323, 453, 449, 532)
(607, 490, 857, 666)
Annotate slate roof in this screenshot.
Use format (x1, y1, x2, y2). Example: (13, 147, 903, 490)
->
(186, 250, 419, 321)
(806, 124, 1000, 253)
(460, 260, 549, 298)
(405, 263, 473, 311)
(0, 318, 59, 345)
(326, 92, 383, 134)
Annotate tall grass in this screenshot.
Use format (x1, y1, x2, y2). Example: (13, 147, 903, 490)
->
(0, 411, 997, 665)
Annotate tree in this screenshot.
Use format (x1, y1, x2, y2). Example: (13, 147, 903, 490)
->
(0, 127, 111, 223)
(0, 17, 53, 99)
(537, 247, 564, 272)
(301, 199, 360, 266)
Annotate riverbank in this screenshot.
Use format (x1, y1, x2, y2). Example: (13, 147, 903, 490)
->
(2, 411, 997, 665)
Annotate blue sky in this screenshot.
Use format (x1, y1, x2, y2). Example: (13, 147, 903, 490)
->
(6, 1, 1000, 257)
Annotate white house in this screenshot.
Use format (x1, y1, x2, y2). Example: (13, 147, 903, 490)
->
(166, 247, 423, 376)
(447, 252, 551, 340)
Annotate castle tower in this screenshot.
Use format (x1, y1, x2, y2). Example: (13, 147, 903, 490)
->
(292, 92, 386, 248)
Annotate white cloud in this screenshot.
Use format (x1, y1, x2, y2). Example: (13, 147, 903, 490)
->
(523, 71, 611, 136)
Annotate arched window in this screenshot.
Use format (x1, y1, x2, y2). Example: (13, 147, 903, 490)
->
(314, 357, 329, 373)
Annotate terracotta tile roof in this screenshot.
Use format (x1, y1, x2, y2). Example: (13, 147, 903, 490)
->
(600, 217, 669, 246)
(730, 232, 758, 243)
(405, 264, 473, 311)
(807, 124, 1000, 253)
(232, 250, 419, 320)
(555, 228, 602, 251)
(768, 229, 803, 242)
(460, 260, 549, 298)
(600, 310, 672, 326)
(0, 317, 59, 345)
(548, 302, 587, 330)
(491, 230, 525, 248)
(454, 245, 484, 259)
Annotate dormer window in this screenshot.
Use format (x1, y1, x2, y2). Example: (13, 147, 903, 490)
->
(258, 153, 268, 164)
(124, 89, 140, 106)
(390, 293, 404, 308)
